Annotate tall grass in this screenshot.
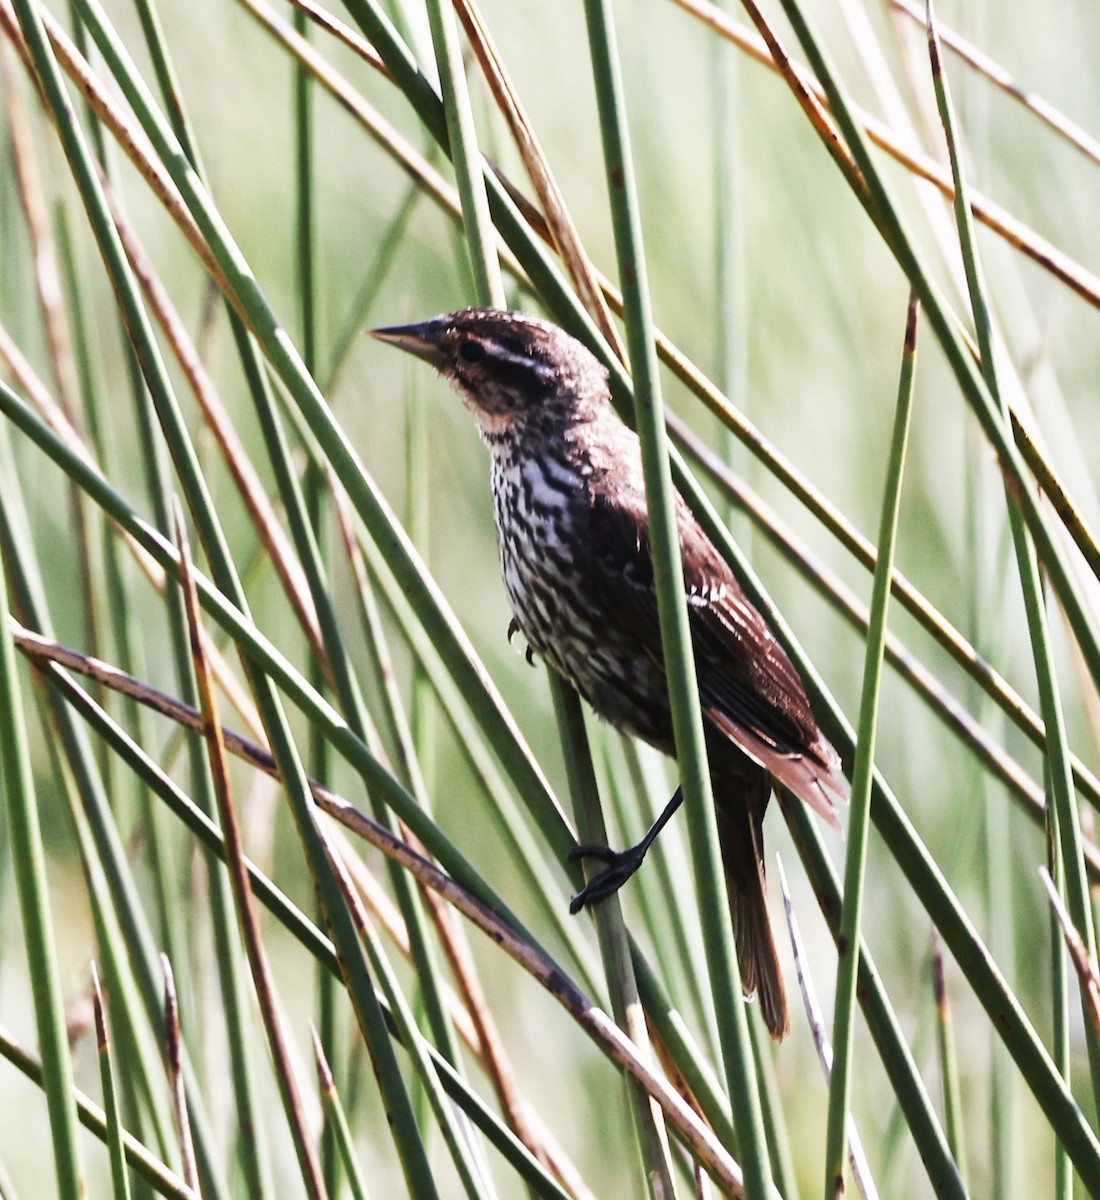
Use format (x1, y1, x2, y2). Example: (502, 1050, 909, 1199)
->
(0, 0, 1098, 1195)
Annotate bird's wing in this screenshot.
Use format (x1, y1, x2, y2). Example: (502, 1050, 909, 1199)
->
(584, 481, 847, 829)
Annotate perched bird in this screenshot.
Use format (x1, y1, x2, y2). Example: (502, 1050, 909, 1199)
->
(372, 308, 847, 1039)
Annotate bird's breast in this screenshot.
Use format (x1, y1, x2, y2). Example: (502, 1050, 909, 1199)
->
(491, 450, 585, 646)
(489, 447, 672, 749)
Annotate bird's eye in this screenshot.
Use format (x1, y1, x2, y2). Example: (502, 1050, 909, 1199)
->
(457, 339, 486, 364)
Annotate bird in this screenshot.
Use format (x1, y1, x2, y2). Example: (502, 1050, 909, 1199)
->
(371, 307, 847, 1039)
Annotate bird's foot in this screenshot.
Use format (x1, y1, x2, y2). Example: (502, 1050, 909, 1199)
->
(568, 842, 649, 914)
(506, 617, 537, 666)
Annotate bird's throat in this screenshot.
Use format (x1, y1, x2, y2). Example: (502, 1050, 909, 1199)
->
(471, 406, 519, 444)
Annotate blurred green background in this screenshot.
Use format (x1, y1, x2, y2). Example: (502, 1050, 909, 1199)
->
(1, 0, 1099, 1196)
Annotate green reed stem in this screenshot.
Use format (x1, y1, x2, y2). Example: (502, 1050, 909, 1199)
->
(824, 296, 919, 1198)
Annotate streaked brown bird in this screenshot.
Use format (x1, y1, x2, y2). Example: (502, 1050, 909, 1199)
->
(372, 308, 847, 1039)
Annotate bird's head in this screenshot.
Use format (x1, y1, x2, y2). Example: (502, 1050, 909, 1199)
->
(370, 308, 608, 444)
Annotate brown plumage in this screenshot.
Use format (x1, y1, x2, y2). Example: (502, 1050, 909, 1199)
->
(372, 308, 847, 1039)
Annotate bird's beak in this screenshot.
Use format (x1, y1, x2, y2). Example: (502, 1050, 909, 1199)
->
(368, 317, 448, 370)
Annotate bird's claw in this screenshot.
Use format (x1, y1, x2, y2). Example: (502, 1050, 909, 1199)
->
(507, 617, 537, 666)
(568, 843, 648, 914)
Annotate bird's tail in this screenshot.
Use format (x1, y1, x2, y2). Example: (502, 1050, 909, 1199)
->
(712, 746, 790, 1040)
